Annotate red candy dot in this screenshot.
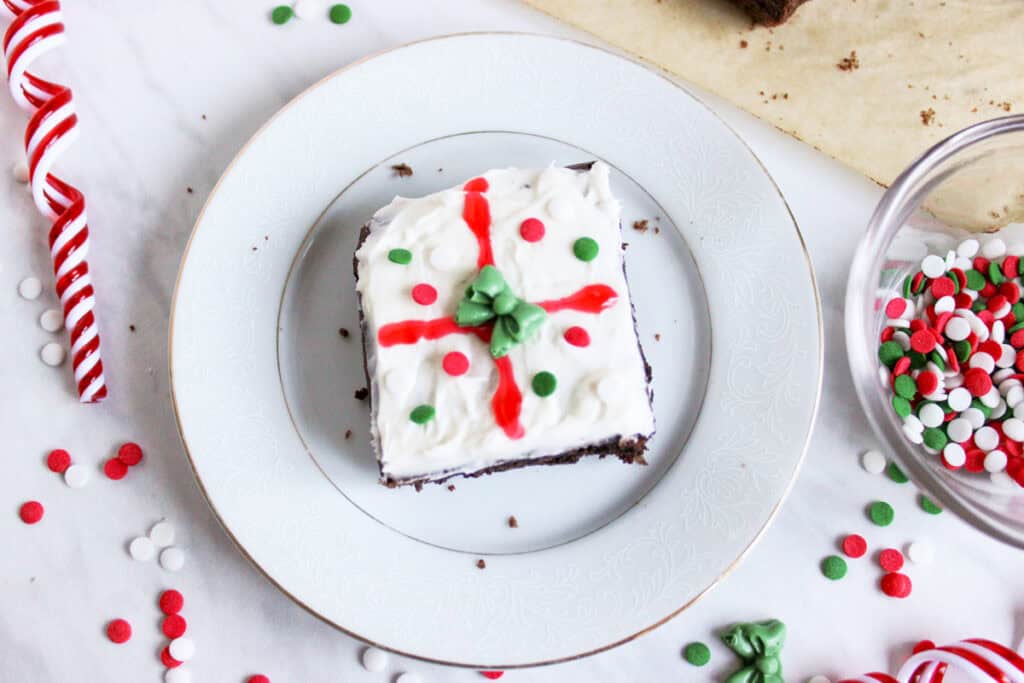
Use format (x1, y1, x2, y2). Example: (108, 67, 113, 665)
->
(162, 614, 187, 638)
(519, 218, 545, 242)
(19, 501, 44, 524)
(46, 449, 72, 473)
(878, 548, 904, 572)
(884, 298, 907, 318)
(161, 646, 182, 669)
(963, 367, 993, 397)
(909, 330, 936, 353)
(913, 639, 936, 655)
(480, 673, 504, 680)
(841, 533, 867, 558)
(159, 589, 184, 615)
(248, 677, 271, 683)
(411, 283, 437, 306)
(930, 276, 955, 297)
(117, 442, 144, 466)
(916, 371, 939, 396)
(563, 326, 591, 347)
(463, 177, 489, 192)
(106, 618, 132, 644)
(104, 457, 128, 480)
(880, 572, 913, 598)
(442, 351, 469, 376)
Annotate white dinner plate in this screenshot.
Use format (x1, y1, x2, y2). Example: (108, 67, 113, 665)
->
(170, 33, 821, 668)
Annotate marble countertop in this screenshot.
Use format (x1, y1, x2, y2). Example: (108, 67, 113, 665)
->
(2, 1, 1021, 681)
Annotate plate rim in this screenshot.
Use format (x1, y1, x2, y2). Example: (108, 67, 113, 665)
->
(168, 31, 824, 668)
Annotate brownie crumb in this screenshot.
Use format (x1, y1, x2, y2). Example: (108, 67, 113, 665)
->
(476, 559, 486, 569)
(354, 387, 369, 401)
(344, 429, 352, 440)
(837, 51, 860, 71)
(251, 246, 257, 252)
(437, 167, 443, 173)
(632, 219, 649, 233)
(739, 40, 748, 48)
(654, 333, 661, 341)
(338, 327, 350, 338)
(654, 226, 661, 235)
(129, 325, 136, 333)
(186, 186, 193, 194)
(447, 484, 456, 492)
(507, 515, 518, 529)
(391, 163, 413, 178)
(920, 108, 936, 126)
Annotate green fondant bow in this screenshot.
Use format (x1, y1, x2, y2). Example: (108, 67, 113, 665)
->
(454, 265, 547, 358)
(721, 619, 787, 683)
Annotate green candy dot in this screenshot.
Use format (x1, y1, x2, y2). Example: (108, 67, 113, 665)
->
(893, 374, 917, 399)
(388, 248, 412, 265)
(329, 3, 352, 23)
(902, 275, 913, 298)
(928, 350, 946, 371)
(409, 404, 435, 424)
(878, 341, 904, 366)
(908, 351, 928, 369)
(886, 462, 909, 483)
(683, 642, 711, 666)
(954, 340, 972, 362)
(1013, 302, 1024, 321)
(989, 261, 1006, 285)
(965, 269, 985, 290)
(572, 237, 599, 262)
(922, 427, 947, 450)
(531, 371, 557, 397)
(919, 494, 943, 515)
(892, 396, 912, 418)
(820, 554, 848, 580)
(972, 299, 986, 312)
(972, 398, 992, 419)
(868, 500, 895, 527)
(271, 5, 293, 24)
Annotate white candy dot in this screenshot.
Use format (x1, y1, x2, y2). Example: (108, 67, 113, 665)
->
(957, 238, 980, 258)
(921, 254, 947, 278)
(975, 426, 1000, 451)
(934, 296, 955, 314)
(861, 449, 886, 474)
(40, 343, 66, 367)
(963, 407, 986, 429)
(903, 423, 924, 444)
(165, 668, 192, 683)
(995, 368, 1016, 383)
(992, 399, 1008, 420)
(946, 418, 973, 443)
(11, 161, 29, 184)
(1016, 402, 1024, 421)
(396, 674, 421, 683)
(892, 330, 912, 351)
(361, 647, 388, 672)
(808, 676, 832, 683)
(18, 276, 42, 299)
(160, 547, 186, 572)
(944, 250, 956, 269)
(1003, 418, 1024, 441)
(954, 255, 974, 271)
(39, 308, 64, 332)
(1008, 385, 1024, 408)
(907, 540, 935, 565)
(149, 521, 176, 547)
(63, 464, 89, 489)
(947, 387, 972, 411)
(918, 403, 944, 428)
(969, 352, 995, 373)
(981, 238, 1007, 259)
(942, 442, 966, 467)
(984, 450, 1008, 473)
(168, 636, 195, 662)
(292, 0, 323, 19)
(981, 387, 1001, 408)
(993, 320, 1006, 343)
(903, 414, 924, 433)
(129, 536, 156, 562)
(944, 317, 971, 342)
(998, 344, 1016, 368)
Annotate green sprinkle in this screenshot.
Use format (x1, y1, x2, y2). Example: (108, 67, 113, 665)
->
(1013, 302, 1024, 321)
(972, 299, 987, 312)
(972, 398, 992, 419)
(572, 237, 599, 262)
(531, 371, 557, 397)
(965, 269, 986, 290)
(868, 500, 895, 527)
(989, 261, 1006, 285)
(329, 3, 352, 23)
(927, 350, 945, 370)
(922, 427, 947, 450)
(893, 375, 917, 399)
(887, 462, 910, 483)
(271, 5, 293, 24)
(387, 248, 412, 265)
(683, 642, 711, 666)
(892, 396, 911, 417)
(821, 555, 848, 580)
(919, 494, 943, 515)
(914, 275, 928, 294)
(409, 404, 435, 424)
(902, 275, 913, 298)
(952, 274, 961, 294)
(909, 351, 927, 369)
(878, 341, 904, 366)
(1009, 321, 1024, 333)
(954, 340, 972, 362)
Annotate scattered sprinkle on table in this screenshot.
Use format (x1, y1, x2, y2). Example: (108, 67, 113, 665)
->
(165, 667, 192, 683)
(160, 547, 186, 572)
(808, 676, 831, 683)
(886, 462, 910, 483)
(150, 521, 176, 547)
(907, 540, 935, 565)
(880, 572, 913, 598)
(918, 494, 942, 514)
(361, 646, 387, 672)
(12, 161, 29, 183)
(878, 548, 904, 572)
(168, 636, 195, 662)
(248, 676, 271, 683)
(104, 457, 128, 480)
(861, 449, 886, 474)
(47, 448, 72, 473)
(292, 0, 322, 20)
(160, 589, 185, 615)
(18, 276, 41, 299)
(683, 641, 711, 666)
(270, 5, 293, 24)
(106, 618, 132, 643)
(163, 614, 188, 639)
(129, 536, 156, 562)
(64, 465, 89, 489)
(19, 500, 44, 524)
(161, 645, 183, 668)
(912, 639, 936, 654)
(480, 673, 504, 680)
(40, 342, 66, 367)
(39, 308, 63, 332)
(476, 559, 486, 569)
(507, 515, 518, 528)
(118, 442, 144, 466)
(821, 555, 848, 580)
(329, 3, 352, 23)
(841, 533, 868, 558)
(868, 500, 895, 526)
(396, 674, 421, 683)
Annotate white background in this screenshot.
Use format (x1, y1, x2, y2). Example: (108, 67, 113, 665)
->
(2, 2, 1022, 682)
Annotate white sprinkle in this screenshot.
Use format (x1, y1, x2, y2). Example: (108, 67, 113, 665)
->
(944, 374, 964, 390)
(808, 676, 832, 683)
(40, 343, 66, 367)
(963, 407, 987, 429)
(969, 352, 995, 373)
(63, 464, 89, 489)
(944, 249, 956, 270)
(991, 399, 1008, 420)
(957, 239, 980, 258)
(992, 301, 1012, 319)
(981, 238, 1007, 259)
(993, 320, 1006, 344)
(985, 450, 1008, 473)
(168, 636, 195, 662)
(944, 317, 971, 342)
(861, 449, 887, 474)
(918, 403, 945, 428)
(396, 674, 421, 683)
(18, 276, 42, 300)
(995, 368, 1017, 383)
(1003, 418, 1024, 441)
(165, 668, 192, 683)
(1007, 385, 1024, 407)
(903, 414, 924, 433)
(998, 344, 1017, 368)
(160, 547, 186, 572)
(292, 0, 324, 19)
(149, 521, 176, 547)
(946, 418, 973, 443)
(947, 387, 972, 411)
(907, 540, 935, 565)
(981, 386, 1001, 408)
(903, 423, 924, 444)
(886, 318, 911, 329)
(129, 536, 156, 562)
(943, 442, 966, 467)
(921, 254, 947, 278)
(934, 296, 955, 314)
(892, 330, 911, 351)
(969, 315, 991, 340)
(39, 309, 64, 332)
(11, 161, 29, 184)
(975, 426, 1000, 451)
(361, 647, 388, 672)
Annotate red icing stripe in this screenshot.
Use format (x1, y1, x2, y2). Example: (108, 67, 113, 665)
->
(536, 284, 618, 314)
(492, 356, 524, 439)
(463, 191, 493, 269)
(378, 317, 489, 347)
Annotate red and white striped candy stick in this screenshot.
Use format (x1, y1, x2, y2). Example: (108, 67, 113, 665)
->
(3, 0, 107, 402)
(896, 639, 1024, 683)
(839, 674, 899, 683)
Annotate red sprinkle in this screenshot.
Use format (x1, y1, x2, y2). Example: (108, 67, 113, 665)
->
(880, 327, 895, 343)
(841, 534, 867, 558)
(885, 298, 908, 318)
(916, 371, 939, 396)
(1010, 330, 1024, 348)
(161, 646, 182, 669)
(1000, 281, 1021, 303)
(247, 677, 271, 683)
(19, 501, 44, 524)
(964, 449, 986, 473)
(950, 267, 967, 289)
(519, 218, 545, 242)
(411, 283, 438, 306)
(955, 292, 973, 308)
(880, 572, 913, 598)
(973, 256, 991, 273)
(159, 589, 184, 615)
(878, 548, 905, 572)
(892, 356, 911, 376)
(963, 367, 993, 397)
(930, 276, 955, 297)
(909, 318, 927, 332)
(106, 618, 132, 644)
(911, 271, 926, 292)
(987, 294, 1009, 313)
(913, 639, 936, 655)
(117, 442, 144, 466)
(480, 673, 505, 680)
(909, 330, 936, 353)
(162, 614, 187, 639)
(104, 457, 129, 480)
(442, 351, 469, 376)
(46, 449, 72, 473)
(1005, 257, 1021, 280)
(979, 340, 1002, 359)
(563, 326, 591, 347)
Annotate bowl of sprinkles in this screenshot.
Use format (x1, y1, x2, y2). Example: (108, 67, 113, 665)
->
(847, 115, 1024, 549)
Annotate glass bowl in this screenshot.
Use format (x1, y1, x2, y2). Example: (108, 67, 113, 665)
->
(846, 115, 1024, 549)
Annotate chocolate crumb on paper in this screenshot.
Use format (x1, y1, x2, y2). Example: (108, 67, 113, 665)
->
(447, 484, 456, 492)
(654, 333, 661, 341)
(338, 327, 350, 338)
(739, 39, 748, 48)
(632, 219, 649, 233)
(507, 515, 518, 528)
(354, 387, 369, 401)
(476, 559, 486, 569)
(920, 108, 936, 125)
(837, 51, 860, 71)
(344, 429, 352, 440)
(391, 163, 413, 177)
(186, 187, 193, 194)
(129, 325, 136, 333)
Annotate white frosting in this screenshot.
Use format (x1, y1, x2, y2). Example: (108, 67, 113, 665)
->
(355, 162, 655, 481)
